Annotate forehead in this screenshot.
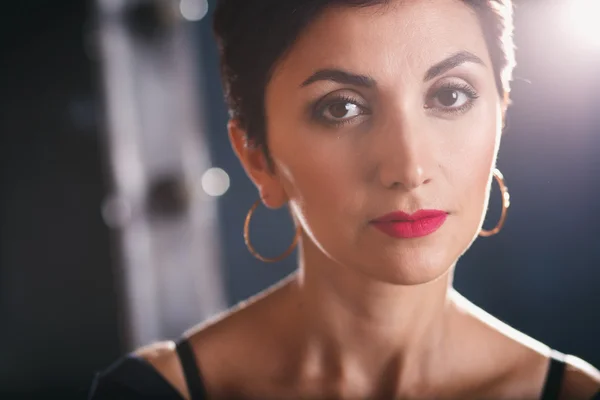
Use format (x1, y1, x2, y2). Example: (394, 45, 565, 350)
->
(271, 0, 492, 88)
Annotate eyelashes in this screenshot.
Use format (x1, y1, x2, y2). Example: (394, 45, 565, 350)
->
(311, 81, 480, 128)
(424, 81, 480, 115)
(312, 94, 371, 128)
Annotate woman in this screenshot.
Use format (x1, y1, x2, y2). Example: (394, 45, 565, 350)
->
(89, 0, 600, 398)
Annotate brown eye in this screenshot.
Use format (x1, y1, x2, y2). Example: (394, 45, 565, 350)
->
(325, 102, 361, 120)
(313, 94, 370, 127)
(425, 82, 479, 114)
(436, 89, 461, 107)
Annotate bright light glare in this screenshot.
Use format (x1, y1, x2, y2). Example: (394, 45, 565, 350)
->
(180, 0, 208, 22)
(564, 0, 600, 49)
(201, 168, 230, 197)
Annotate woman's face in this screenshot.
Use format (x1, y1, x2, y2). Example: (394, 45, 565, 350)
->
(236, 0, 503, 285)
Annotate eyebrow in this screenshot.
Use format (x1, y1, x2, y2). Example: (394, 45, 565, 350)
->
(300, 69, 376, 88)
(424, 51, 486, 81)
(300, 50, 485, 88)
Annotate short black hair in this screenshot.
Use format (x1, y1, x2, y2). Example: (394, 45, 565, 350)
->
(213, 0, 515, 162)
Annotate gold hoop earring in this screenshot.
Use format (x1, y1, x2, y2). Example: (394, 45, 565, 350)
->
(480, 169, 511, 237)
(244, 199, 301, 263)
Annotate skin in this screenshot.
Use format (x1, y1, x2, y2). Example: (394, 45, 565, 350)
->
(138, 0, 600, 398)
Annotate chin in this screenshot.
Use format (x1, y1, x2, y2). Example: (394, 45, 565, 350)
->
(357, 249, 455, 286)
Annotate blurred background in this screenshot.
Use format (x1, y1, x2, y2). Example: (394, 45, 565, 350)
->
(0, 0, 599, 398)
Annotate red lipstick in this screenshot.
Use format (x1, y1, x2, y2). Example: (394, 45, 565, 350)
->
(371, 210, 447, 239)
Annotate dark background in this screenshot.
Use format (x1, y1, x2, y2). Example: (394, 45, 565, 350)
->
(1, 0, 599, 398)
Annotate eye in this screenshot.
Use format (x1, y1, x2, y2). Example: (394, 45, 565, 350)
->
(425, 82, 479, 114)
(312, 93, 370, 127)
(434, 89, 468, 107)
(323, 101, 362, 121)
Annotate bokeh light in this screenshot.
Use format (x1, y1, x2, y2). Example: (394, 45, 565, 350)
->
(179, 0, 209, 22)
(201, 167, 230, 197)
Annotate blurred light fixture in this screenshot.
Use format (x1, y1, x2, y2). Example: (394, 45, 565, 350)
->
(179, 0, 208, 22)
(564, 0, 600, 49)
(201, 168, 230, 197)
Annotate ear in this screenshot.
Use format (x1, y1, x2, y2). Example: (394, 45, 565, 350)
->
(228, 120, 287, 209)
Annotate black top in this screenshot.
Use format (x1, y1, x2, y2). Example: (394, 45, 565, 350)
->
(89, 340, 599, 400)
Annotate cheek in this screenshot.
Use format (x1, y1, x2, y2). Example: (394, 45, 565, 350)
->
(274, 130, 361, 210)
(448, 102, 501, 215)
(273, 135, 364, 253)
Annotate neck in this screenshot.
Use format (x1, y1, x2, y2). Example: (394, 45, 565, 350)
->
(287, 238, 457, 393)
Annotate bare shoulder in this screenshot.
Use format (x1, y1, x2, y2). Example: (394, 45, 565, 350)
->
(450, 293, 587, 398)
(130, 305, 265, 400)
(185, 281, 295, 380)
(135, 340, 176, 360)
(452, 293, 600, 399)
(497, 349, 600, 400)
(130, 308, 268, 400)
(559, 354, 600, 399)
(135, 341, 189, 399)
(133, 280, 295, 399)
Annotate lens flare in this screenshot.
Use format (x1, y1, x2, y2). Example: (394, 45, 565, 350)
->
(564, 0, 600, 49)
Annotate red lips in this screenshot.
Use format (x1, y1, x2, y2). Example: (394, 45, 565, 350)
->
(371, 210, 448, 238)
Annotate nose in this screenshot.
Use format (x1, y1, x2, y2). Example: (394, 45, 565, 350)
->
(374, 114, 433, 191)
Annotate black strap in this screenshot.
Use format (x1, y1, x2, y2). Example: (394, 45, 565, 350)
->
(175, 339, 208, 400)
(540, 351, 566, 400)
